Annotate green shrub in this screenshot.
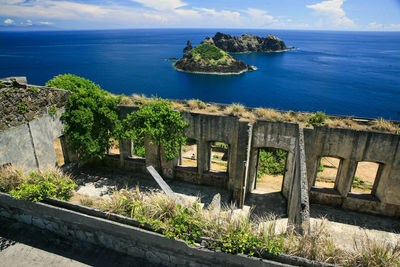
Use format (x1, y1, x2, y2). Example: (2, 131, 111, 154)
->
(122, 98, 188, 161)
(18, 101, 29, 114)
(257, 148, 287, 177)
(48, 104, 58, 116)
(46, 74, 122, 161)
(10, 168, 76, 202)
(0, 81, 4, 88)
(307, 111, 327, 126)
(133, 141, 146, 157)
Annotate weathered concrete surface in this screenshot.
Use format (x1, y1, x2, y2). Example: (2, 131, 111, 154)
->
(0, 110, 66, 171)
(0, 216, 153, 267)
(0, 123, 37, 171)
(304, 126, 400, 217)
(287, 128, 310, 233)
(29, 110, 64, 169)
(247, 121, 298, 198)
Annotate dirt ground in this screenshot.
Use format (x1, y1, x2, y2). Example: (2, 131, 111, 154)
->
(315, 157, 378, 194)
(255, 174, 283, 193)
(180, 144, 228, 172)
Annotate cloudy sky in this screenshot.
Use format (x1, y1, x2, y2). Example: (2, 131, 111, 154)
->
(0, 0, 399, 31)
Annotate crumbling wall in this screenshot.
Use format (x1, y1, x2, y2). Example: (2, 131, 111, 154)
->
(0, 79, 69, 131)
(304, 126, 400, 217)
(0, 78, 72, 171)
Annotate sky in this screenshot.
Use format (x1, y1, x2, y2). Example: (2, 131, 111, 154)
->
(0, 0, 399, 31)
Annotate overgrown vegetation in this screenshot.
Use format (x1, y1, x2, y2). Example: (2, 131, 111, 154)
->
(257, 148, 288, 177)
(46, 74, 122, 161)
(307, 111, 328, 126)
(188, 44, 231, 66)
(122, 98, 189, 161)
(76, 187, 399, 266)
(189, 44, 225, 61)
(0, 166, 76, 202)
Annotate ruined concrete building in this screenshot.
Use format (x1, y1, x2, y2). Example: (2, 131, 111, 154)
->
(1, 77, 399, 234)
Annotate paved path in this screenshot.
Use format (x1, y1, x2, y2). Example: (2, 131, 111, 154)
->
(0, 217, 154, 267)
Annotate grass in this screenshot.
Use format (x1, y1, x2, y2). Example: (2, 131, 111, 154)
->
(69, 187, 398, 266)
(114, 94, 400, 133)
(0, 166, 76, 202)
(372, 118, 400, 133)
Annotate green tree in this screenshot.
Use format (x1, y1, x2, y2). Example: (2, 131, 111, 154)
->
(46, 74, 121, 161)
(123, 98, 188, 163)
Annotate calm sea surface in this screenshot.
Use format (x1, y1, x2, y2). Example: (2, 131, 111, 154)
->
(0, 29, 399, 120)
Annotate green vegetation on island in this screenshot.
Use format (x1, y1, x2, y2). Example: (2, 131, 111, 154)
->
(174, 43, 255, 74)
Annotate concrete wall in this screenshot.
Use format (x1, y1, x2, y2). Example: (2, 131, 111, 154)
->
(247, 121, 298, 199)
(0, 193, 293, 267)
(304, 126, 400, 217)
(0, 110, 69, 171)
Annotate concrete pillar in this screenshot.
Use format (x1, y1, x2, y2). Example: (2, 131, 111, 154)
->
(373, 164, 391, 202)
(336, 159, 358, 197)
(282, 151, 295, 199)
(246, 147, 258, 193)
(118, 139, 131, 167)
(287, 128, 310, 234)
(144, 137, 160, 171)
(197, 140, 209, 174)
(231, 121, 252, 208)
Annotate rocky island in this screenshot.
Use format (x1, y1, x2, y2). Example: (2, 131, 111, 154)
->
(174, 43, 255, 75)
(201, 32, 288, 53)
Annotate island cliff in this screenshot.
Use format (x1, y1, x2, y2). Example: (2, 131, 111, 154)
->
(201, 32, 288, 53)
(174, 43, 255, 75)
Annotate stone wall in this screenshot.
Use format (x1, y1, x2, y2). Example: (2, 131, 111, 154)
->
(0, 192, 295, 267)
(0, 78, 69, 131)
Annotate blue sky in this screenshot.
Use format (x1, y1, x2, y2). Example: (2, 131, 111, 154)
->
(0, 0, 399, 30)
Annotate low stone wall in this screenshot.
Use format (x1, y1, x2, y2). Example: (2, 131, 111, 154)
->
(0, 192, 331, 267)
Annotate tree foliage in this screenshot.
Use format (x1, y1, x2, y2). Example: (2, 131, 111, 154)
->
(257, 148, 288, 177)
(123, 98, 188, 161)
(46, 74, 121, 161)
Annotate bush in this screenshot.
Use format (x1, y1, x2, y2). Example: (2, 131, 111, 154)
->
(46, 74, 122, 161)
(257, 148, 287, 177)
(123, 98, 188, 161)
(307, 111, 327, 126)
(10, 168, 76, 202)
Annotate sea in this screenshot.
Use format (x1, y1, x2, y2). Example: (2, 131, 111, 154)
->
(0, 29, 399, 120)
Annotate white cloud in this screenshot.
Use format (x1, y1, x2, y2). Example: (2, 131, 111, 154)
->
(246, 8, 277, 26)
(368, 22, 383, 29)
(26, 19, 33, 25)
(4, 18, 15, 24)
(306, 0, 354, 27)
(39, 21, 53, 25)
(131, 0, 187, 11)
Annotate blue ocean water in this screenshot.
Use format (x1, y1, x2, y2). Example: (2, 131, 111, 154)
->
(0, 29, 399, 120)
